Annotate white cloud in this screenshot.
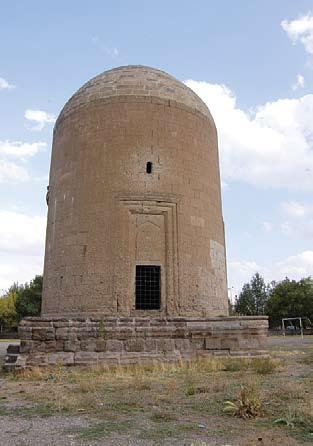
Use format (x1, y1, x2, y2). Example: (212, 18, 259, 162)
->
(280, 222, 293, 237)
(292, 73, 305, 90)
(0, 160, 29, 183)
(277, 250, 313, 277)
(0, 210, 46, 255)
(91, 36, 119, 56)
(281, 200, 308, 218)
(229, 250, 313, 293)
(279, 201, 313, 238)
(229, 260, 263, 294)
(0, 140, 46, 159)
(230, 260, 261, 277)
(262, 221, 273, 232)
(25, 109, 55, 131)
(0, 210, 46, 292)
(185, 80, 313, 191)
(282, 12, 313, 55)
(0, 258, 44, 294)
(0, 140, 46, 183)
(0, 77, 15, 90)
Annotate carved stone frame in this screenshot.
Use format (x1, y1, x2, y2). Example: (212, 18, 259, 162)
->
(118, 193, 180, 316)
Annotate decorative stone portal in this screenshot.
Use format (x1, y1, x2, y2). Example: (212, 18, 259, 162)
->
(6, 66, 268, 369)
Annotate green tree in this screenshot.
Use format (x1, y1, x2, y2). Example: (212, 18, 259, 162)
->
(15, 275, 42, 321)
(266, 277, 313, 328)
(0, 283, 20, 330)
(235, 273, 268, 316)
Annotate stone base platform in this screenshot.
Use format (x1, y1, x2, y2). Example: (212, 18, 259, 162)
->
(7, 316, 268, 369)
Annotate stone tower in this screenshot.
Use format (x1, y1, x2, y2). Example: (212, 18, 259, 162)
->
(42, 65, 228, 318)
(11, 66, 268, 369)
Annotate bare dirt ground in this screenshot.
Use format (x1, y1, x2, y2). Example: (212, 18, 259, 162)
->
(0, 336, 312, 446)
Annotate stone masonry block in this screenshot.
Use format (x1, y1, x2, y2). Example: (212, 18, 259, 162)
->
(105, 340, 123, 352)
(124, 338, 145, 352)
(74, 351, 99, 365)
(32, 328, 55, 341)
(155, 339, 175, 352)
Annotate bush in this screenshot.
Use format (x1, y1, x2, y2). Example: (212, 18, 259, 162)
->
(223, 384, 263, 419)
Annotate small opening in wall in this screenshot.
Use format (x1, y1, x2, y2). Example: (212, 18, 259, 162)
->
(146, 161, 152, 174)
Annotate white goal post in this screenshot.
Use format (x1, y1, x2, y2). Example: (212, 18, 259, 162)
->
(281, 317, 312, 338)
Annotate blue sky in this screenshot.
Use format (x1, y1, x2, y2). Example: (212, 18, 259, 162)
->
(0, 1, 312, 295)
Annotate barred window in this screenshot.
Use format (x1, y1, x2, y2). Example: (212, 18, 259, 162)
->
(135, 265, 160, 310)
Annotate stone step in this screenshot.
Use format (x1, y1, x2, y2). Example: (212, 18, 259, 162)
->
(3, 344, 20, 371)
(7, 344, 20, 354)
(5, 354, 18, 364)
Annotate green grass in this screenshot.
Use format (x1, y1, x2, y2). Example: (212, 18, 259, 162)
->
(0, 403, 57, 418)
(67, 420, 133, 439)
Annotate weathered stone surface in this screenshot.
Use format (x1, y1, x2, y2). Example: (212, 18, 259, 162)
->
(18, 327, 32, 340)
(95, 339, 107, 352)
(41, 66, 228, 319)
(124, 338, 145, 352)
(105, 340, 123, 352)
(12, 315, 268, 369)
(47, 352, 74, 366)
(81, 339, 97, 351)
(74, 351, 98, 365)
(19, 340, 33, 353)
(32, 328, 55, 341)
(156, 339, 175, 352)
(64, 340, 80, 352)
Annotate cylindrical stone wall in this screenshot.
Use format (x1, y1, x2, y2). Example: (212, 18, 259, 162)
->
(42, 66, 228, 318)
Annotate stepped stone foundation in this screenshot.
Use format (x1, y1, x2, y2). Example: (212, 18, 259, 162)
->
(12, 316, 268, 368)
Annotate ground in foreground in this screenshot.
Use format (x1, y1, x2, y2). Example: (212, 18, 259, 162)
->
(0, 336, 312, 446)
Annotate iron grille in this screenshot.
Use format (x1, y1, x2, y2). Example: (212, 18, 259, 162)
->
(135, 265, 161, 310)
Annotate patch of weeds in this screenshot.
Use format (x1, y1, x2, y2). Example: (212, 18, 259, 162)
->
(189, 442, 217, 446)
(223, 383, 263, 419)
(222, 358, 250, 372)
(180, 422, 199, 432)
(0, 404, 56, 418)
(109, 399, 141, 415)
(150, 410, 177, 422)
(252, 357, 277, 375)
(274, 406, 313, 442)
(184, 373, 196, 396)
(191, 397, 222, 415)
(269, 381, 305, 404)
(139, 424, 177, 441)
(185, 357, 223, 374)
(302, 352, 313, 365)
(68, 420, 132, 439)
(14, 365, 70, 383)
(133, 375, 152, 391)
(0, 406, 11, 416)
(193, 385, 211, 394)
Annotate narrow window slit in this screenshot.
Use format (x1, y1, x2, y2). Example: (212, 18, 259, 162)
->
(146, 161, 152, 174)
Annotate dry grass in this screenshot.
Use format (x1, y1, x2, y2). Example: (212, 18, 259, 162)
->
(3, 346, 313, 443)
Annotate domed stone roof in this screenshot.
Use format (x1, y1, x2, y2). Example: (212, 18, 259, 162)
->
(57, 65, 213, 124)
